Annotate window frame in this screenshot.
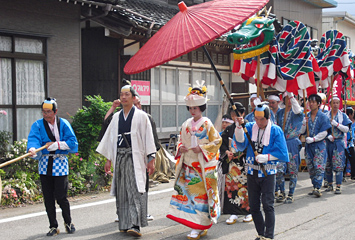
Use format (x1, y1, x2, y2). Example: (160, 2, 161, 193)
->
(0, 32, 48, 141)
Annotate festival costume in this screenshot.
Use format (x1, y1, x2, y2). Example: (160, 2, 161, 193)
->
(275, 98, 304, 198)
(167, 83, 221, 236)
(27, 116, 78, 230)
(220, 123, 250, 218)
(325, 110, 351, 186)
(96, 106, 156, 232)
(302, 110, 331, 190)
(167, 117, 222, 230)
(234, 114, 289, 239)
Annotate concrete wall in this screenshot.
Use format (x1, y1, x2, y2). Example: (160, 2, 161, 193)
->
(271, 0, 323, 40)
(0, 0, 82, 119)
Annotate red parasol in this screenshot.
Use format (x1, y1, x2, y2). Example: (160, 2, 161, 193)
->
(125, 0, 270, 178)
(124, 0, 269, 75)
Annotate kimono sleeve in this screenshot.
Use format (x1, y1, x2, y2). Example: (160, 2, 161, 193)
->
(267, 126, 289, 162)
(26, 121, 43, 160)
(233, 122, 253, 152)
(61, 119, 78, 153)
(342, 113, 352, 127)
(200, 120, 222, 162)
(175, 129, 183, 162)
(220, 124, 234, 159)
(318, 112, 332, 133)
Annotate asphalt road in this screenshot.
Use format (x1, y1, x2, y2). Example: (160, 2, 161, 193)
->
(1, 172, 355, 240)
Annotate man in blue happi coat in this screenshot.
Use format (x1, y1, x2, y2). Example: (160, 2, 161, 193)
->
(300, 94, 331, 197)
(275, 92, 304, 203)
(27, 98, 78, 236)
(245, 94, 276, 124)
(234, 103, 289, 240)
(324, 96, 351, 194)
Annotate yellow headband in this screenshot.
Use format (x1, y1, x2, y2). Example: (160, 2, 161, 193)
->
(255, 110, 265, 118)
(42, 102, 53, 110)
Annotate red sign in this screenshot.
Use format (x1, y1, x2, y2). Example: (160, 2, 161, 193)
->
(131, 80, 151, 105)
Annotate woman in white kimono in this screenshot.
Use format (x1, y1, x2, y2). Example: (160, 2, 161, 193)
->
(167, 82, 222, 240)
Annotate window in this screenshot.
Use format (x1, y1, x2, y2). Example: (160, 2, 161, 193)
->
(151, 66, 231, 133)
(0, 34, 47, 141)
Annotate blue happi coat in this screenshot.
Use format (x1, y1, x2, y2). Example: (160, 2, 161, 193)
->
(27, 118, 78, 176)
(234, 121, 289, 177)
(304, 110, 331, 189)
(325, 110, 351, 184)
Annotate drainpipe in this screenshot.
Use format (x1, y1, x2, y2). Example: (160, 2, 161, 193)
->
(80, 4, 112, 22)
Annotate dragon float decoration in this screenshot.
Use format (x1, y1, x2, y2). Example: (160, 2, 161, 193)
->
(227, 7, 351, 100)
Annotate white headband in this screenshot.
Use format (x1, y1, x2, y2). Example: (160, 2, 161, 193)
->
(250, 93, 257, 99)
(268, 95, 280, 102)
(329, 96, 340, 102)
(222, 118, 234, 124)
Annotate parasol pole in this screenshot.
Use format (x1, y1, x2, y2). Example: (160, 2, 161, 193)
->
(202, 46, 267, 176)
(303, 89, 309, 136)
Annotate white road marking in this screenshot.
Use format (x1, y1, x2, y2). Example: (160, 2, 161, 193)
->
(0, 188, 174, 224)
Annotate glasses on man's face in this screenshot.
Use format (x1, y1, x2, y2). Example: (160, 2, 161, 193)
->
(42, 110, 53, 115)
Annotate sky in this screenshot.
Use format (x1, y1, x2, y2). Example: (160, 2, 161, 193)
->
(323, 0, 355, 16)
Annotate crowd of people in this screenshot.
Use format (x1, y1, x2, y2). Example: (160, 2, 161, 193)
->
(25, 81, 355, 240)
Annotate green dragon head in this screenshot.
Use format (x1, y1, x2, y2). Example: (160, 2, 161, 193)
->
(227, 16, 275, 60)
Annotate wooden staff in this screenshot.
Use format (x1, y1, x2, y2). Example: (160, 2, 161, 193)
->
(256, 55, 266, 101)
(303, 89, 309, 136)
(329, 75, 335, 137)
(0, 145, 47, 169)
(282, 95, 289, 131)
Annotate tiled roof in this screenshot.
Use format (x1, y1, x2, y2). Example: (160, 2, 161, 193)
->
(64, 0, 230, 45)
(67, 0, 179, 29)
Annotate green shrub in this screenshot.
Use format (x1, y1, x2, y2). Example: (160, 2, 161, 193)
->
(70, 95, 115, 159)
(1, 140, 41, 206)
(0, 130, 12, 161)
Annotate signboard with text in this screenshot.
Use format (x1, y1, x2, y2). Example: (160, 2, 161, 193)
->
(131, 80, 151, 105)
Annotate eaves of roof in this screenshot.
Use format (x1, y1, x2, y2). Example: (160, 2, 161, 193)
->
(62, 0, 231, 45)
(302, 0, 337, 9)
(323, 11, 355, 26)
(64, 0, 178, 30)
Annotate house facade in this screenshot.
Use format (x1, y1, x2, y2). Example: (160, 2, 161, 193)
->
(322, 11, 355, 51)
(0, 0, 338, 142)
(0, 0, 82, 141)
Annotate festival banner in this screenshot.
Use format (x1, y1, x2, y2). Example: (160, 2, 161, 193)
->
(327, 74, 343, 109)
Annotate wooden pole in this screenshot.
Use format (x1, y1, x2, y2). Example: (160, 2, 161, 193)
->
(257, 55, 260, 99)
(256, 55, 266, 101)
(282, 95, 289, 132)
(303, 89, 309, 137)
(330, 75, 335, 137)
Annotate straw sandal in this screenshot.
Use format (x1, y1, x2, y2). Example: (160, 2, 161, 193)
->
(187, 229, 208, 240)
